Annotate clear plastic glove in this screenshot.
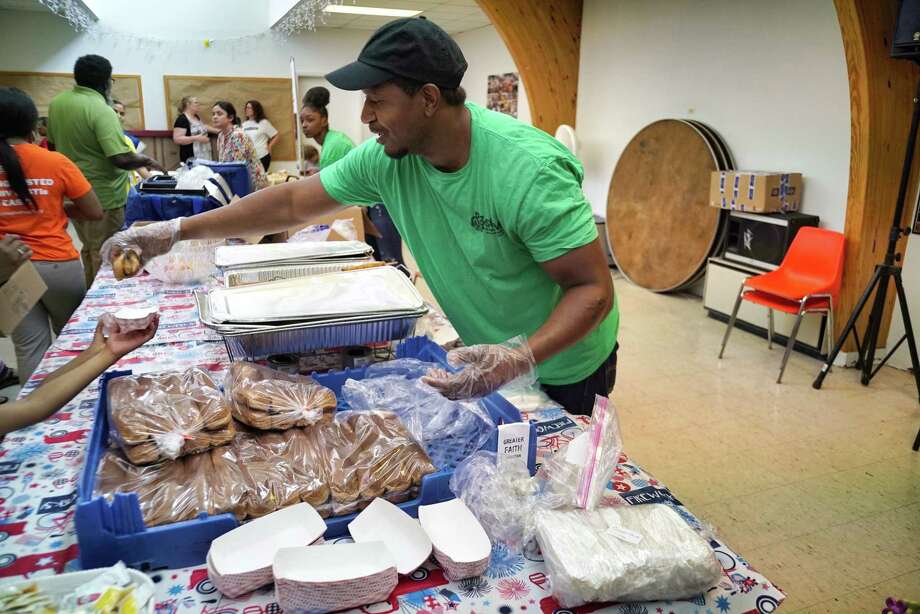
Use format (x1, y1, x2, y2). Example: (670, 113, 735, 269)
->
(101, 218, 183, 277)
(422, 335, 536, 400)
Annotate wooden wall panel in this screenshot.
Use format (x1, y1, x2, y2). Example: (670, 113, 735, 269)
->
(163, 75, 296, 161)
(834, 0, 920, 350)
(0, 71, 144, 130)
(476, 0, 583, 134)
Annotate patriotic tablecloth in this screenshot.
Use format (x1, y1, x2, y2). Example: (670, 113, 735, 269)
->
(0, 269, 785, 614)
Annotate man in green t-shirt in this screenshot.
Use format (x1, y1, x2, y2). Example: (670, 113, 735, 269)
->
(103, 19, 619, 414)
(47, 54, 161, 285)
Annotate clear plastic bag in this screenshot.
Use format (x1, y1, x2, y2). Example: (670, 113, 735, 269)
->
(342, 368, 496, 470)
(107, 368, 234, 465)
(225, 362, 338, 430)
(95, 412, 438, 527)
(144, 239, 220, 285)
(448, 451, 539, 552)
(538, 394, 622, 510)
(535, 504, 723, 607)
(174, 163, 216, 190)
(321, 411, 438, 516)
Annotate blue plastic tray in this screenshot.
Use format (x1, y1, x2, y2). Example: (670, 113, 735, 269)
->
(124, 188, 221, 226)
(192, 159, 252, 198)
(75, 337, 536, 571)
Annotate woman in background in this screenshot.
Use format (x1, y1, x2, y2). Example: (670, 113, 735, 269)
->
(300, 86, 355, 173)
(212, 101, 268, 192)
(242, 100, 279, 172)
(0, 87, 104, 383)
(172, 96, 212, 163)
(300, 86, 404, 265)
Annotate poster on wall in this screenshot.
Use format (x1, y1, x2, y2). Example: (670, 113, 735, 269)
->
(487, 72, 519, 118)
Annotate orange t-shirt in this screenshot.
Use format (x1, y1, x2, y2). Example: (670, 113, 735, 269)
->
(0, 143, 91, 261)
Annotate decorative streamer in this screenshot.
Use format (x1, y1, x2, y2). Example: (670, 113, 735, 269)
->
(36, 0, 96, 31)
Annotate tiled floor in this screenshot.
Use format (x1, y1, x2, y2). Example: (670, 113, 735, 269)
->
(609, 273, 920, 612)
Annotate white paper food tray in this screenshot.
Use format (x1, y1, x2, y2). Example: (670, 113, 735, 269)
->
(348, 498, 432, 575)
(209, 503, 326, 576)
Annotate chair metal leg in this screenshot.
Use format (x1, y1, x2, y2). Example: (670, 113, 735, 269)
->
(767, 309, 774, 350)
(825, 308, 834, 357)
(778, 302, 807, 383)
(720, 286, 745, 359)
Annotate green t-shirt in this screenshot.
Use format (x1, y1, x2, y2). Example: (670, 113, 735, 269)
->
(321, 103, 619, 385)
(47, 86, 131, 210)
(319, 129, 355, 169)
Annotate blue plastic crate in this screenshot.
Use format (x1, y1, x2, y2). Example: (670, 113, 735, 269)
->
(75, 337, 536, 571)
(124, 188, 221, 226)
(192, 159, 252, 198)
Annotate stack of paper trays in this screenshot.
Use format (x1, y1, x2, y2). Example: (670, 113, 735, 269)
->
(273, 542, 397, 612)
(207, 504, 326, 598)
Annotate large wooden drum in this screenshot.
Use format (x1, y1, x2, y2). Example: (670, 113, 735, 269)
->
(606, 119, 731, 292)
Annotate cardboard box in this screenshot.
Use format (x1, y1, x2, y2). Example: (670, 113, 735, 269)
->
(286, 206, 382, 242)
(710, 171, 802, 213)
(0, 261, 47, 335)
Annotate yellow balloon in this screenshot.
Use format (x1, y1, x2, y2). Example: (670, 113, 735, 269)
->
(204, 39, 211, 47)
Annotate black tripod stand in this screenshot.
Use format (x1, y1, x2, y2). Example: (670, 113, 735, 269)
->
(813, 80, 920, 452)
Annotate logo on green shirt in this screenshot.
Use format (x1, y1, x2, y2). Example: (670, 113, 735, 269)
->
(470, 211, 504, 235)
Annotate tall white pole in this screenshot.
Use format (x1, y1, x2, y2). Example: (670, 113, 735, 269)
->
(290, 56, 303, 174)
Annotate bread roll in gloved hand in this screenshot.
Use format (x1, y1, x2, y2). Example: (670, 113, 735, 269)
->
(101, 217, 182, 280)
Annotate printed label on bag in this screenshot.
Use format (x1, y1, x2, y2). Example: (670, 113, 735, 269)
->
(497, 422, 530, 469)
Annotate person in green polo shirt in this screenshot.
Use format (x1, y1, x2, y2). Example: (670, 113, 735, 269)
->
(102, 19, 619, 414)
(47, 54, 161, 286)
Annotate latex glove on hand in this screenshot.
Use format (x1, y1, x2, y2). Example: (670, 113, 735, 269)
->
(422, 336, 536, 400)
(100, 217, 182, 280)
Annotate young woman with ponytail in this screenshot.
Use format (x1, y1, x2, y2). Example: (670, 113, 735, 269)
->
(300, 86, 356, 174)
(0, 87, 103, 383)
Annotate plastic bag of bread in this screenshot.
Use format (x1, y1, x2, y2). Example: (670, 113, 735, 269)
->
(320, 411, 437, 516)
(225, 362, 337, 430)
(94, 451, 213, 527)
(342, 374, 495, 470)
(107, 369, 235, 464)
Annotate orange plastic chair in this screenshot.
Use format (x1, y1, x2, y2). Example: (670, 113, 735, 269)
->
(718, 227, 846, 383)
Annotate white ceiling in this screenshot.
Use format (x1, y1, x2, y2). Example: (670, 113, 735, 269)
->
(316, 0, 490, 34)
(0, 0, 492, 35)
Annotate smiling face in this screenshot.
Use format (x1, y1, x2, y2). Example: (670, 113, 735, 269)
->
(300, 106, 328, 139)
(211, 105, 233, 130)
(361, 82, 427, 160)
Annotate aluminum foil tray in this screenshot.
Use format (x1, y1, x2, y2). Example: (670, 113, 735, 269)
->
(205, 267, 425, 324)
(221, 314, 424, 360)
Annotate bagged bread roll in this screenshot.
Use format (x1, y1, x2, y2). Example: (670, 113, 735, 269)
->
(94, 413, 436, 528)
(107, 368, 233, 464)
(225, 362, 337, 430)
(322, 412, 436, 515)
(121, 424, 235, 466)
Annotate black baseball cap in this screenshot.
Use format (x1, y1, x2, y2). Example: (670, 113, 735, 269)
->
(325, 17, 467, 91)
